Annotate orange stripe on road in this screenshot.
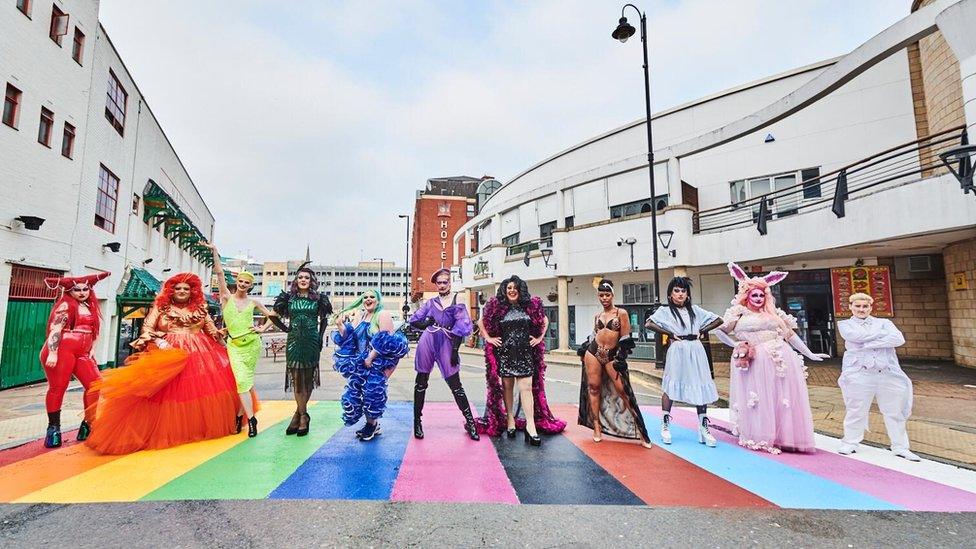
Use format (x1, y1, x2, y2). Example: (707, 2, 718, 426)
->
(0, 443, 121, 502)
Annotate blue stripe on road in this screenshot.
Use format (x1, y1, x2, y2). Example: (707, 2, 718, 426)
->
(642, 412, 905, 510)
(269, 403, 412, 500)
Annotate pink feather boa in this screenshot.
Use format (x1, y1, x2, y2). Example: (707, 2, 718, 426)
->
(473, 296, 567, 436)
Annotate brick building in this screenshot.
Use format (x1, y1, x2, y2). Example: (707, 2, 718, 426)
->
(409, 176, 487, 300)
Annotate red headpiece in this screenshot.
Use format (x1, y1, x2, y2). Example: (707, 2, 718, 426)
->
(44, 271, 110, 291)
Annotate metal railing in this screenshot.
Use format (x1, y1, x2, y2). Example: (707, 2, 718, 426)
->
(693, 125, 968, 234)
(506, 236, 554, 257)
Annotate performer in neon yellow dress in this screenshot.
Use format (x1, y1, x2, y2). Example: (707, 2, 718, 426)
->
(205, 243, 278, 437)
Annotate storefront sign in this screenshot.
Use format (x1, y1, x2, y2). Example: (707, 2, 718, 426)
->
(831, 266, 893, 317)
(952, 271, 969, 291)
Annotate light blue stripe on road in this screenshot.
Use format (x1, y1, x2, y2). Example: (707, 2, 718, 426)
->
(642, 412, 904, 510)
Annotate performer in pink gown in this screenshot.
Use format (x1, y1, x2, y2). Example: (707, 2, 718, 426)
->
(718, 263, 829, 454)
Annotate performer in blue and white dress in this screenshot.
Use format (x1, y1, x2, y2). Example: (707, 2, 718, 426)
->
(645, 277, 724, 447)
(837, 292, 919, 461)
(332, 290, 409, 442)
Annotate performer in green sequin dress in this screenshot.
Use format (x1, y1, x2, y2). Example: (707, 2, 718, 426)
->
(205, 243, 278, 438)
(273, 262, 332, 436)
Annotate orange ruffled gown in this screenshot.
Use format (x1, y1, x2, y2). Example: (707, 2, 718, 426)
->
(86, 304, 239, 455)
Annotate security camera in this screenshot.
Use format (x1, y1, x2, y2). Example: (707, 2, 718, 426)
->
(617, 238, 624, 247)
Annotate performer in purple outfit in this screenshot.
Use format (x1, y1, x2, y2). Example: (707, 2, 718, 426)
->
(408, 268, 479, 440)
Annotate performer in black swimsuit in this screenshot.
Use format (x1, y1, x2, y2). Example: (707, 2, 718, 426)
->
(577, 279, 652, 447)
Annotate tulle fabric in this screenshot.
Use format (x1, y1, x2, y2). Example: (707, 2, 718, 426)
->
(728, 340, 815, 453)
(85, 332, 239, 455)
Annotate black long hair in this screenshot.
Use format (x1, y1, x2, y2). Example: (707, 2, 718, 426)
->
(666, 276, 695, 328)
(496, 275, 531, 309)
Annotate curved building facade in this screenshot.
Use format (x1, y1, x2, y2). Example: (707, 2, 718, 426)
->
(454, 0, 976, 367)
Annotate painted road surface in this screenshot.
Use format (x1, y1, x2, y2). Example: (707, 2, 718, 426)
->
(2, 400, 975, 510)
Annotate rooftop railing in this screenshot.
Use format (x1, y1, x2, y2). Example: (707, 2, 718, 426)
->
(693, 125, 968, 234)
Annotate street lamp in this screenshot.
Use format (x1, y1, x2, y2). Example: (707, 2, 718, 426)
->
(372, 257, 384, 292)
(938, 144, 976, 195)
(658, 230, 676, 257)
(398, 214, 411, 316)
(613, 4, 661, 304)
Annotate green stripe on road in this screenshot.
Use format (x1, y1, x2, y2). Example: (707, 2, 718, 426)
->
(141, 401, 343, 501)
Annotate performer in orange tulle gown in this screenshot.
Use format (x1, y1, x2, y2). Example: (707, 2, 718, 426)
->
(86, 272, 239, 455)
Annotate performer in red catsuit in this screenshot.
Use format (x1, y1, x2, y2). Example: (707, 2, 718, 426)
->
(38, 271, 110, 448)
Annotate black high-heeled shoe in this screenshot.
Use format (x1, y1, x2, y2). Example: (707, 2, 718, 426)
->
(296, 413, 310, 437)
(247, 416, 258, 438)
(524, 431, 541, 446)
(285, 412, 301, 435)
(235, 415, 244, 434)
(76, 420, 92, 442)
(506, 428, 516, 439)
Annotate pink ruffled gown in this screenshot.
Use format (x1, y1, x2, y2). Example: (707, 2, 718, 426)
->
(723, 306, 815, 453)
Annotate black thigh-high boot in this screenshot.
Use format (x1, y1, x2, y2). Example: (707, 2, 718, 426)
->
(446, 373, 480, 441)
(413, 373, 429, 439)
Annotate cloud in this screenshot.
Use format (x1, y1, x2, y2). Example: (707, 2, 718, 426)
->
(97, 0, 906, 264)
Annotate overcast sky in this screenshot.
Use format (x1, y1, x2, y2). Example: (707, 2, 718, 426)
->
(98, 0, 906, 266)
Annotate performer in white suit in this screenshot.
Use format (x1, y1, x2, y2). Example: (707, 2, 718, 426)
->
(836, 293, 919, 461)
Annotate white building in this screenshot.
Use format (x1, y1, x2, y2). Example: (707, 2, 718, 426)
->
(1, 0, 216, 387)
(454, 0, 976, 367)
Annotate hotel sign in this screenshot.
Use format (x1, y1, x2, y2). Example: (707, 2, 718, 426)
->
(831, 266, 893, 317)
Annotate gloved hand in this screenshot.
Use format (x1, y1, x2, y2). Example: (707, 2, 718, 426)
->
(409, 317, 435, 331)
(451, 334, 462, 366)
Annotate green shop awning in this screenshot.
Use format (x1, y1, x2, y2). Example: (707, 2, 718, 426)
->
(118, 267, 161, 305)
(142, 180, 215, 267)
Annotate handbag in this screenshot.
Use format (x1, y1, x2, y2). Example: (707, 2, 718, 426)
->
(229, 329, 258, 347)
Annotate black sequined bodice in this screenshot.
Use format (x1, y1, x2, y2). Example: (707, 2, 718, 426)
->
(497, 307, 534, 377)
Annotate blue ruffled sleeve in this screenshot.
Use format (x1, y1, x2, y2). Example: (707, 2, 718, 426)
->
(332, 322, 359, 376)
(369, 330, 410, 370)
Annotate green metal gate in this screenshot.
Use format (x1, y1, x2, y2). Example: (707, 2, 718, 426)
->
(1, 300, 53, 388)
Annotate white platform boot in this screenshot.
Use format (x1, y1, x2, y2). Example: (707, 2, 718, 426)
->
(661, 413, 672, 444)
(698, 414, 716, 447)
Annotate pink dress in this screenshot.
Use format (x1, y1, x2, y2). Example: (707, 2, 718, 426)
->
(723, 305, 815, 454)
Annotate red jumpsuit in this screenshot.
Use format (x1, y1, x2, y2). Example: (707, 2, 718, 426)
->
(39, 307, 101, 419)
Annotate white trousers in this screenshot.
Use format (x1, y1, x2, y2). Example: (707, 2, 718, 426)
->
(838, 368, 913, 452)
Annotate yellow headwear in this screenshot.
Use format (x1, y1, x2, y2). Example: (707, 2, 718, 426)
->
(236, 271, 255, 283)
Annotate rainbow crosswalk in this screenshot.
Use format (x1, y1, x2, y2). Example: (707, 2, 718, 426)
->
(1, 400, 974, 510)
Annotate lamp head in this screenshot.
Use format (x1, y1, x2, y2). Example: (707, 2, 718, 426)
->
(15, 216, 45, 230)
(658, 230, 675, 249)
(937, 144, 976, 191)
(612, 17, 636, 43)
(103, 242, 121, 253)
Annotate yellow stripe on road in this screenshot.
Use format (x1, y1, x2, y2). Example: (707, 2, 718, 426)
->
(16, 401, 299, 503)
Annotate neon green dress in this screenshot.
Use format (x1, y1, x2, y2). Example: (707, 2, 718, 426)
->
(223, 298, 261, 393)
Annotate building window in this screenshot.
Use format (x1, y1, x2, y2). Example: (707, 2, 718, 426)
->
(61, 122, 74, 158)
(71, 27, 85, 64)
(622, 283, 654, 304)
(539, 221, 556, 242)
(3, 84, 21, 128)
(105, 71, 127, 136)
(49, 5, 68, 45)
(16, 0, 31, 17)
(37, 107, 53, 147)
(502, 233, 519, 247)
(131, 193, 140, 214)
(610, 195, 668, 219)
(801, 167, 822, 199)
(95, 165, 120, 233)
(564, 216, 574, 229)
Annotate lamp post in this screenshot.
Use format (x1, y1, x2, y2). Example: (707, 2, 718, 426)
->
(372, 257, 383, 292)
(613, 3, 661, 304)
(398, 214, 411, 316)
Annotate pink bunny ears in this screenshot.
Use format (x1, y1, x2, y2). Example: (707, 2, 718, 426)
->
(727, 262, 788, 287)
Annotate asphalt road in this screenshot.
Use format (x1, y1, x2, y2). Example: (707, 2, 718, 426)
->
(2, 352, 974, 548)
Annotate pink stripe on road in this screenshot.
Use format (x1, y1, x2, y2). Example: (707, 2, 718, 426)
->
(660, 407, 976, 512)
(390, 403, 519, 504)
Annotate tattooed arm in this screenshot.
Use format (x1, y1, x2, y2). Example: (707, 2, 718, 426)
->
(44, 302, 70, 368)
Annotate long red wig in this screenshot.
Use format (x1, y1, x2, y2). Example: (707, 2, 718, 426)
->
(155, 272, 206, 310)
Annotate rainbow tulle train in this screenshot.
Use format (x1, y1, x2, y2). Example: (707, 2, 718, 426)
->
(85, 332, 239, 455)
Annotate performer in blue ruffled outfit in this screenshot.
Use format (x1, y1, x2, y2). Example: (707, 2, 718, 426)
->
(332, 290, 409, 441)
(408, 268, 478, 441)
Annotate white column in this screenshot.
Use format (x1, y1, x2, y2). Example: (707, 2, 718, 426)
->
(938, 0, 976, 134)
(666, 156, 683, 205)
